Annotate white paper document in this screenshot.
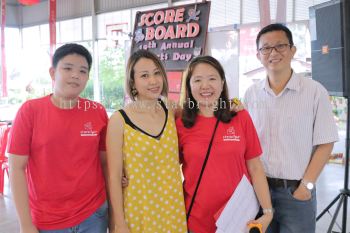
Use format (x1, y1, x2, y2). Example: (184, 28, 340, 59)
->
(215, 175, 259, 233)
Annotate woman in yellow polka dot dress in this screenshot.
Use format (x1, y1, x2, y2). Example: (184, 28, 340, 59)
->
(106, 50, 188, 233)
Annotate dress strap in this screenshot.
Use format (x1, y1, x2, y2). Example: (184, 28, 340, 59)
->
(118, 100, 168, 139)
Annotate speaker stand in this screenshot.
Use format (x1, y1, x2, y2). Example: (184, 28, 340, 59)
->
(316, 97, 350, 233)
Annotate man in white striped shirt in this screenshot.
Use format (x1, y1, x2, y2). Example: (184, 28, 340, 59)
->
(244, 23, 339, 233)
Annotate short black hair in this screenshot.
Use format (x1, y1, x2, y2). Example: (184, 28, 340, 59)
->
(256, 23, 294, 49)
(52, 43, 92, 71)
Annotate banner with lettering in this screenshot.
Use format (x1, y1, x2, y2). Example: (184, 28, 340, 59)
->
(131, 2, 211, 71)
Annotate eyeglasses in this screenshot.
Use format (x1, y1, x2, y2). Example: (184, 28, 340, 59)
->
(258, 44, 292, 55)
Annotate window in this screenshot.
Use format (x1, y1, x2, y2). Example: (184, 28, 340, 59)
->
(60, 18, 82, 43)
(208, 0, 240, 27)
(83, 17, 92, 40)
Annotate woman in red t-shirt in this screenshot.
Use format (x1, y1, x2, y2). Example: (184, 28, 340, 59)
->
(176, 55, 273, 233)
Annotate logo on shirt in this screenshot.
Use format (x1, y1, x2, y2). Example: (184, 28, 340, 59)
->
(223, 126, 240, 142)
(80, 122, 98, 136)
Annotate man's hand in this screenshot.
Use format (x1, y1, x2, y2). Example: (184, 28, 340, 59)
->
(230, 98, 244, 112)
(247, 213, 273, 233)
(292, 184, 312, 201)
(121, 175, 129, 188)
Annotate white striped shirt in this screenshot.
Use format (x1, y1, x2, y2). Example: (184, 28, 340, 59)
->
(244, 71, 339, 180)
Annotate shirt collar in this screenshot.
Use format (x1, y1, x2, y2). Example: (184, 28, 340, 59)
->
(260, 70, 301, 92)
(285, 71, 300, 91)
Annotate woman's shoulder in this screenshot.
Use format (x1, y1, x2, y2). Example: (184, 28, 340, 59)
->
(229, 109, 252, 125)
(175, 116, 188, 134)
(109, 108, 127, 124)
(235, 109, 250, 118)
(175, 115, 183, 125)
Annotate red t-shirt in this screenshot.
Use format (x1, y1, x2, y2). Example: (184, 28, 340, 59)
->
(176, 110, 262, 233)
(7, 95, 108, 230)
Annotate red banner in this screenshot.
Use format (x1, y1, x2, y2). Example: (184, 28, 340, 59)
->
(18, 0, 39, 5)
(1, 0, 7, 97)
(49, 0, 56, 60)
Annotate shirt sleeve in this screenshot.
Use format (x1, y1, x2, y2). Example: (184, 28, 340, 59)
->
(241, 110, 262, 160)
(98, 106, 108, 151)
(242, 86, 251, 111)
(7, 102, 34, 156)
(312, 84, 339, 146)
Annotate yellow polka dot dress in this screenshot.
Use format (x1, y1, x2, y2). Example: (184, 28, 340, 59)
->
(118, 103, 187, 233)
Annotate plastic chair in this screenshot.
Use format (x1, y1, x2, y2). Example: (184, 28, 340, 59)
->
(0, 123, 11, 195)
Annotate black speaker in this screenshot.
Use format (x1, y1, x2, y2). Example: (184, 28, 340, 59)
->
(310, 0, 350, 97)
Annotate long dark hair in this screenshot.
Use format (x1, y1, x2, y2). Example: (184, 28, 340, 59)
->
(180, 55, 236, 128)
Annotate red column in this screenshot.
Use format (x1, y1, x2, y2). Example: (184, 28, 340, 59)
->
(49, 0, 56, 60)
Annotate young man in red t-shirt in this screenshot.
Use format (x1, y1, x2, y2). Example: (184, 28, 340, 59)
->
(8, 43, 109, 233)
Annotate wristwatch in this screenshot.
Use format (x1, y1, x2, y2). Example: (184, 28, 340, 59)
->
(262, 208, 274, 215)
(301, 179, 314, 191)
